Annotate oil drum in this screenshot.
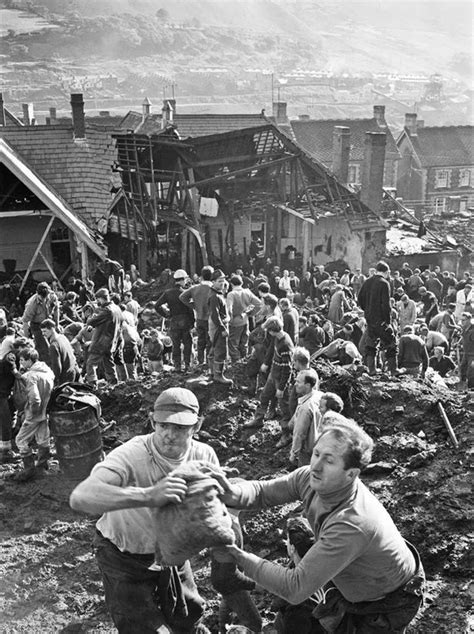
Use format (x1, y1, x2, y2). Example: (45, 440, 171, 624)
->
(49, 405, 103, 480)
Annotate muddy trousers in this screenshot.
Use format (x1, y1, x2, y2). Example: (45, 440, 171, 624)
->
(255, 374, 290, 428)
(86, 348, 118, 386)
(93, 531, 204, 634)
(228, 323, 249, 362)
(15, 417, 49, 457)
(170, 325, 193, 369)
(195, 319, 211, 364)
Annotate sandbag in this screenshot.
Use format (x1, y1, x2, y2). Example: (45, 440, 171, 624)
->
(153, 461, 235, 566)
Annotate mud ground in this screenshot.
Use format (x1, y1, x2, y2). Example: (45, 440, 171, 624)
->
(1, 364, 473, 633)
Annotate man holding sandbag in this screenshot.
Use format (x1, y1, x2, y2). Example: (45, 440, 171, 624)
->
(70, 387, 219, 633)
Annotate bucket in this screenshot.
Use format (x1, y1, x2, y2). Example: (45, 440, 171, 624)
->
(50, 406, 103, 479)
(48, 382, 103, 480)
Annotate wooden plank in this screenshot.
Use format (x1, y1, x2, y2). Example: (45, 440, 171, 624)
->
(39, 249, 63, 288)
(183, 155, 294, 190)
(192, 151, 285, 168)
(20, 216, 54, 292)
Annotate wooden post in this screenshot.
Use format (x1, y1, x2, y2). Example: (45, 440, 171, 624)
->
(187, 167, 208, 266)
(20, 216, 55, 292)
(276, 206, 282, 267)
(302, 220, 310, 274)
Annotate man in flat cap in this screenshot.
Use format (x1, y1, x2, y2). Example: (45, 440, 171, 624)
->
(70, 387, 219, 633)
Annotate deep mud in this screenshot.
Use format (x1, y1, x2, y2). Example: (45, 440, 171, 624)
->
(1, 364, 473, 633)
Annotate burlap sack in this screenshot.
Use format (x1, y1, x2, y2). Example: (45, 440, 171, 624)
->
(153, 461, 235, 565)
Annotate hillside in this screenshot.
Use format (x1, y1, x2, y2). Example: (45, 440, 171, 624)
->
(1, 0, 471, 77)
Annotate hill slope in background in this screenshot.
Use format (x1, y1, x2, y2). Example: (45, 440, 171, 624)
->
(8, 0, 471, 76)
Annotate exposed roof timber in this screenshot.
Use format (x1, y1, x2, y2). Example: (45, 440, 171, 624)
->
(184, 154, 294, 190)
(0, 138, 106, 258)
(269, 124, 374, 217)
(191, 150, 286, 168)
(188, 123, 276, 146)
(275, 203, 315, 225)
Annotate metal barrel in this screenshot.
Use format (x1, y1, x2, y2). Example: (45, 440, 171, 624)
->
(49, 405, 103, 480)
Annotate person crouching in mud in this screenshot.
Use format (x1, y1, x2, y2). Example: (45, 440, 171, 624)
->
(211, 417, 425, 633)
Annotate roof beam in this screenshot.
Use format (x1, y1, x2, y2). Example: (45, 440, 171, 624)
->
(191, 151, 286, 168)
(183, 154, 295, 190)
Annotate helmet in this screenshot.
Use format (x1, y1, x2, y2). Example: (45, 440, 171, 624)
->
(173, 269, 188, 280)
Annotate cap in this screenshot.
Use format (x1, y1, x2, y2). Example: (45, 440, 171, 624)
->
(95, 288, 110, 299)
(153, 387, 199, 425)
(211, 268, 226, 281)
(173, 269, 188, 280)
(37, 282, 50, 292)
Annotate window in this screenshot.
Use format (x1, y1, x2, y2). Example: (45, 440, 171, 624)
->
(348, 163, 360, 184)
(460, 197, 469, 212)
(434, 197, 445, 214)
(435, 169, 450, 188)
(459, 169, 471, 187)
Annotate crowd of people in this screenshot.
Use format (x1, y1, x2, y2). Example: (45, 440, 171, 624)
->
(1, 256, 473, 632)
(0, 258, 473, 477)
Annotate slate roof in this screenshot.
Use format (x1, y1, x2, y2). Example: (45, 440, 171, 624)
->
(0, 124, 119, 228)
(405, 126, 474, 167)
(119, 111, 267, 138)
(290, 117, 399, 164)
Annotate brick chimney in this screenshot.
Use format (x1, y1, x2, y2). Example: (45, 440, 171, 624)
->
(142, 97, 152, 117)
(161, 99, 174, 128)
(0, 93, 5, 126)
(49, 106, 57, 123)
(70, 93, 85, 138)
(22, 103, 35, 125)
(272, 101, 287, 124)
(373, 105, 386, 128)
(405, 113, 418, 136)
(332, 126, 351, 183)
(360, 131, 386, 213)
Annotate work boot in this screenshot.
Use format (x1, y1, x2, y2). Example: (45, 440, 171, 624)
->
(13, 455, 36, 482)
(36, 446, 51, 471)
(213, 362, 233, 387)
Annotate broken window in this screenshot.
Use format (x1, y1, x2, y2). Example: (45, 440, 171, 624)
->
(434, 197, 446, 214)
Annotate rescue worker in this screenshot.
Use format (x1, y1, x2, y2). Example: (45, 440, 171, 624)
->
(22, 282, 60, 363)
(212, 418, 425, 634)
(70, 388, 218, 633)
(208, 269, 233, 386)
(155, 270, 194, 373)
(40, 319, 80, 384)
(85, 288, 123, 388)
(358, 261, 398, 375)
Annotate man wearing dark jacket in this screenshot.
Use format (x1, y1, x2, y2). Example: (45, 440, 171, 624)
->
(85, 288, 123, 388)
(245, 316, 294, 447)
(397, 326, 429, 378)
(40, 319, 80, 384)
(358, 261, 397, 375)
(155, 270, 194, 373)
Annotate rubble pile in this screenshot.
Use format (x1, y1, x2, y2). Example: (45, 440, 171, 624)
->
(0, 365, 472, 632)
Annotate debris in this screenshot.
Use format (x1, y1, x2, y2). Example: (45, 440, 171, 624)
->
(437, 402, 460, 448)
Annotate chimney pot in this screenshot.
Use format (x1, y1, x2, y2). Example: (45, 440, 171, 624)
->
(373, 105, 386, 127)
(49, 106, 57, 122)
(46, 117, 51, 125)
(360, 131, 387, 213)
(161, 99, 174, 128)
(142, 97, 152, 117)
(22, 103, 34, 126)
(405, 113, 418, 136)
(272, 101, 287, 124)
(70, 93, 86, 138)
(332, 126, 351, 184)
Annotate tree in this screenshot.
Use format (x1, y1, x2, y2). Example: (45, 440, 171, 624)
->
(156, 8, 170, 21)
